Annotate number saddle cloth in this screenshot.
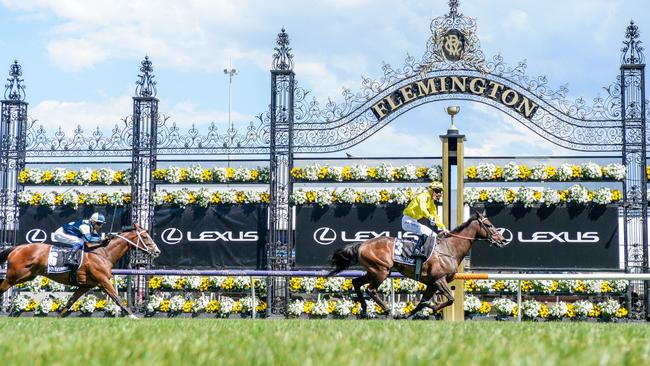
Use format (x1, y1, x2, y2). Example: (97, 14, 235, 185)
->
(47, 245, 84, 274)
(392, 236, 437, 266)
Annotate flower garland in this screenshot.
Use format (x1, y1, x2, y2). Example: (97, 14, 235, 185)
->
(148, 276, 267, 293)
(466, 162, 626, 181)
(291, 163, 442, 182)
(17, 190, 131, 208)
(464, 279, 628, 295)
(144, 294, 267, 316)
(464, 186, 622, 207)
(10, 294, 124, 317)
(19, 168, 130, 185)
(152, 189, 270, 208)
(287, 298, 438, 319)
(290, 187, 437, 206)
(152, 165, 269, 184)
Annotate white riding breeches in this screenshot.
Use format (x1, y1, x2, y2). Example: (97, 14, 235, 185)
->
(52, 228, 84, 247)
(401, 215, 435, 237)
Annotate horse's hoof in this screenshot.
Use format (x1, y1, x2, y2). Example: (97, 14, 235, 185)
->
(128, 314, 139, 319)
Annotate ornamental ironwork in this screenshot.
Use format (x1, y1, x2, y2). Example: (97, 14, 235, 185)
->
(4, 60, 26, 102)
(622, 20, 644, 64)
(272, 28, 294, 71)
(135, 56, 157, 98)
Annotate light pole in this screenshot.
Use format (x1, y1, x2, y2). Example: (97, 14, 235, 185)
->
(224, 61, 238, 168)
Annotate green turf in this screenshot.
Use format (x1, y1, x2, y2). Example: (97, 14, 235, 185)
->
(0, 318, 648, 366)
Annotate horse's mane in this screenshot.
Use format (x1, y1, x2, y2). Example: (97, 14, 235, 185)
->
(450, 212, 479, 233)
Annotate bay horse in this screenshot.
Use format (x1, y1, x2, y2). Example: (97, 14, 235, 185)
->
(327, 211, 507, 317)
(0, 223, 160, 318)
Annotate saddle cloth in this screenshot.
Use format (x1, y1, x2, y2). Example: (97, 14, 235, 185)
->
(47, 246, 83, 274)
(393, 236, 436, 266)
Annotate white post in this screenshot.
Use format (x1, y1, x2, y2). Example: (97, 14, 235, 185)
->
(250, 276, 256, 319)
(517, 280, 522, 322)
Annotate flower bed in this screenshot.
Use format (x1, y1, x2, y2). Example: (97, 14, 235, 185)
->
(18, 190, 131, 208)
(14, 275, 128, 292)
(148, 276, 266, 294)
(291, 163, 442, 182)
(152, 165, 269, 184)
(464, 279, 628, 295)
(466, 162, 625, 181)
(9, 294, 123, 317)
(152, 189, 269, 207)
(144, 294, 267, 317)
(472, 297, 628, 321)
(287, 298, 439, 319)
(464, 185, 621, 207)
(290, 187, 436, 206)
(19, 168, 130, 185)
(289, 277, 424, 294)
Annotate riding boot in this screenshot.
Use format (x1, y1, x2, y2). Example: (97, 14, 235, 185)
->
(412, 234, 428, 260)
(63, 248, 80, 268)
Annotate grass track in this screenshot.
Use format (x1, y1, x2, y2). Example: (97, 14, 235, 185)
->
(0, 318, 649, 366)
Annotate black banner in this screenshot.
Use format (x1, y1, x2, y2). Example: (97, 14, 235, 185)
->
(470, 204, 620, 270)
(294, 204, 418, 269)
(17, 205, 132, 268)
(152, 205, 268, 269)
(18, 205, 132, 244)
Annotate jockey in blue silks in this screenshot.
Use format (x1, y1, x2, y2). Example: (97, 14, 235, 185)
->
(52, 212, 106, 267)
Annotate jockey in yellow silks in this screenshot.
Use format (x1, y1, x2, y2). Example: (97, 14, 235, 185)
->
(401, 181, 448, 258)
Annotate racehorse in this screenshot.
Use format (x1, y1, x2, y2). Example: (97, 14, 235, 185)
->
(327, 211, 507, 317)
(0, 223, 160, 318)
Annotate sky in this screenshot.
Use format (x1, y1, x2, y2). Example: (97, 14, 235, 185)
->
(0, 0, 647, 159)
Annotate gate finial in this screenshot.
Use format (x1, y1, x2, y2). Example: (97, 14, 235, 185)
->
(622, 20, 644, 64)
(4, 60, 26, 101)
(272, 28, 294, 71)
(135, 56, 157, 97)
(448, 0, 461, 19)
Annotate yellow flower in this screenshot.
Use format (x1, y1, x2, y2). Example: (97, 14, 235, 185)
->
(392, 169, 401, 180)
(326, 301, 336, 314)
(225, 167, 234, 180)
(465, 166, 477, 179)
(571, 165, 582, 179)
(575, 281, 586, 293)
(179, 168, 188, 181)
(464, 280, 479, 292)
(77, 194, 86, 205)
(289, 278, 302, 291)
(99, 194, 108, 205)
(182, 301, 194, 313)
(533, 191, 542, 201)
(72, 300, 81, 312)
(587, 191, 594, 201)
(250, 170, 259, 181)
(521, 280, 534, 292)
(188, 191, 197, 204)
(202, 169, 213, 182)
(95, 300, 107, 310)
(123, 193, 132, 204)
(566, 304, 575, 318)
(494, 167, 503, 180)
(222, 277, 235, 290)
(588, 306, 601, 318)
(416, 167, 427, 178)
(600, 281, 613, 293)
(492, 281, 505, 291)
(402, 301, 415, 314)
(164, 194, 174, 203)
(545, 166, 556, 179)
(611, 190, 622, 201)
(159, 300, 171, 312)
(256, 301, 267, 312)
(518, 165, 530, 180)
(367, 168, 377, 179)
(148, 276, 162, 289)
(18, 170, 29, 184)
(54, 195, 63, 205)
(539, 304, 550, 318)
(479, 302, 492, 314)
(152, 169, 166, 180)
(290, 167, 305, 179)
(235, 191, 246, 204)
(506, 189, 516, 203)
(647, 166, 650, 180)
(113, 171, 125, 183)
(66, 171, 77, 183)
(199, 278, 210, 292)
(211, 192, 222, 204)
(40, 277, 49, 288)
(342, 166, 353, 180)
(26, 299, 38, 312)
(42, 171, 53, 183)
(616, 307, 628, 318)
(30, 193, 42, 206)
(305, 191, 316, 203)
(559, 190, 568, 203)
(375, 303, 385, 314)
(511, 305, 519, 317)
(315, 277, 326, 290)
(51, 301, 61, 312)
(233, 301, 243, 313)
(318, 167, 329, 180)
(260, 192, 270, 204)
(550, 281, 559, 292)
(303, 301, 314, 314)
(173, 277, 186, 290)
(379, 190, 390, 203)
(90, 171, 99, 183)
(351, 302, 361, 315)
(479, 190, 488, 201)
(206, 300, 220, 313)
(342, 279, 353, 291)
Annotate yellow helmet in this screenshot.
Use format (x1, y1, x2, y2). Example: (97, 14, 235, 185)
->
(428, 181, 443, 191)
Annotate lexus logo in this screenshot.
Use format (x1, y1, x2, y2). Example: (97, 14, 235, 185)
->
(497, 228, 513, 245)
(26, 229, 48, 243)
(313, 227, 337, 245)
(161, 228, 183, 245)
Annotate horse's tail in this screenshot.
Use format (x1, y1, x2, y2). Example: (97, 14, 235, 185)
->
(327, 242, 362, 277)
(0, 246, 16, 266)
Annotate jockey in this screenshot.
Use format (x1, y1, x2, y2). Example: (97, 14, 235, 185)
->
(401, 181, 448, 259)
(52, 212, 106, 267)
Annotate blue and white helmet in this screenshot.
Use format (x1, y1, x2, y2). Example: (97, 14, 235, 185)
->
(90, 212, 106, 224)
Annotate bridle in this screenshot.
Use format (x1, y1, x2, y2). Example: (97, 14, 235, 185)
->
(445, 215, 504, 246)
(115, 228, 159, 256)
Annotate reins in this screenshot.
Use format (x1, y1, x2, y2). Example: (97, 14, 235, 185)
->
(115, 229, 154, 255)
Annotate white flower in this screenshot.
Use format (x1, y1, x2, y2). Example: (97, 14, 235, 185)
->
(378, 279, 393, 294)
(301, 277, 317, 293)
(476, 163, 497, 180)
(556, 164, 573, 181)
(520, 299, 541, 319)
(557, 280, 581, 293)
(573, 300, 594, 317)
(243, 190, 261, 204)
(52, 168, 67, 185)
(567, 184, 589, 204)
(212, 168, 228, 183)
(219, 297, 236, 314)
(165, 166, 183, 183)
(312, 300, 330, 316)
(502, 162, 520, 181)
(397, 165, 418, 180)
(11, 295, 31, 312)
(80, 294, 98, 314)
(464, 295, 481, 313)
(328, 166, 344, 182)
(350, 165, 368, 180)
(585, 280, 603, 294)
(487, 188, 508, 203)
(515, 187, 537, 207)
(581, 162, 602, 179)
(76, 168, 93, 185)
(398, 278, 419, 293)
(337, 188, 357, 204)
(603, 164, 626, 181)
(390, 188, 412, 205)
(152, 190, 168, 206)
(187, 164, 204, 182)
(169, 295, 185, 312)
(303, 164, 321, 181)
(610, 280, 628, 293)
(107, 191, 126, 206)
(239, 296, 260, 312)
(427, 166, 442, 181)
(84, 191, 102, 205)
(233, 276, 251, 290)
(463, 188, 481, 206)
(62, 190, 79, 209)
(592, 187, 613, 205)
(27, 168, 43, 184)
(376, 163, 395, 181)
(541, 188, 561, 206)
(195, 188, 212, 208)
(41, 192, 56, 209)
(598, 299, 621, 318)
(324, 277, 345, 292)
(185, 276, 203, 290)
(220, 190, 237, 204)
(476, 280, 494, 292)
(161, 276, 179, 289)
(359, 190, 380, 204)
(529, 164, 547, 180)
(146, 294, 164, 313)
(288, 300, 304, 316)
(493, 298, 517, 317)
(233, 168, 252, 182)
(35, 297, 53, 315)
(549, 301, 569, 318)
(97, 168, 115, 185)
(105, 299, 122, 317)
(290, 189, 307, 205)
(170, 188, 190, 207)
(536, 280, 556, 294)
(315, 189, 333, 206)
(333, 299, 355, 316)
(17, 191, 32, 205)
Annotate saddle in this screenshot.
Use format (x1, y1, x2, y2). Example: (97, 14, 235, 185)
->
(47, 245, 83, 284)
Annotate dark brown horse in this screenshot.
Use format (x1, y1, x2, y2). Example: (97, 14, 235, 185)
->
(327, 211, 507, 317)
(0, 223, 160, 318)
